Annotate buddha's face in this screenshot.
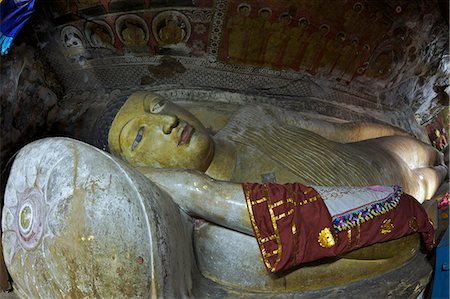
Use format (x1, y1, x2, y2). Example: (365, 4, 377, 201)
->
(280, 15, 291, 25)
(238, 5, 250, 16)
(260, 9, 271, 19)
(109, 92, 214, 171)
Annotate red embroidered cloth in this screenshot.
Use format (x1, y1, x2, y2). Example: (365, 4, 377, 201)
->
(242, 183, 435, 273)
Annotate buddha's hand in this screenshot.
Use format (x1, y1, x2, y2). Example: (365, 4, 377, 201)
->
(136, 167, 252, 235)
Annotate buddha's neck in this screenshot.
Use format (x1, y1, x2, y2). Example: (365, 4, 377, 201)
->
(205, 138, 236, 181)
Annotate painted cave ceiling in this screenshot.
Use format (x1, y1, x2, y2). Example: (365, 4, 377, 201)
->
(36, 0, 448, 120)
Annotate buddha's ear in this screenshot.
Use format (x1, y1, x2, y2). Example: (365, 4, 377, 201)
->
(143, 94, 163, 113)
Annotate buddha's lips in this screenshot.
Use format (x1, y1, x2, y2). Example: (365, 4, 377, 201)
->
(178, 124, 194, 145)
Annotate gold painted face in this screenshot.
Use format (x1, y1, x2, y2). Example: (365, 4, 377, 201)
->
(108, 92, 214, 171)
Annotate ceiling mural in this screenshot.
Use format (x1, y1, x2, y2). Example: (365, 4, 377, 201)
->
(218, 0, 436, 87)
(55, 6, 213, 60)
(39, 0, 447, 95)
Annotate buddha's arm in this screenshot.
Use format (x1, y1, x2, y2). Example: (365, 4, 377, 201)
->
(273, 106, 411, 142)
(136, 167, 254, 236)
(288, 119, 411, 142)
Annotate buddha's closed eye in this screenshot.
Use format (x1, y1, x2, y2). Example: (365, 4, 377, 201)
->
(132, 127, 145, 151)
(150, 100, 166, 113)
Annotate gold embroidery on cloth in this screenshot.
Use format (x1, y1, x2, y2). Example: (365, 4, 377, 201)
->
(408, 217, 419, 232)
(347, 229, 352, 248)
(260, 234, 277, 244)
(270, 199, 286, 208)
(303, 187, 313, 194)
(380, 218, 394, 234)
(265, 185, 283, 272)
(251, 197, 267, 205)
(245, 189, 271, 269)
(245, 185, 320, 272)
(266, 249, 279, 258)
(318, 227, 336, 248)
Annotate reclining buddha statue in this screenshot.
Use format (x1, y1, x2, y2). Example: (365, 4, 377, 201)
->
(101, 91, 445, 201)
(2, 91, 446, 298)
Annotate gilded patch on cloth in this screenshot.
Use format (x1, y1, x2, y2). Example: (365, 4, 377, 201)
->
(292, 223, 297, 235)
(318, 227, 336, 248)
(244, 185, 284, 273)
(243, 183, 327, 273)
(409, 217, 419, 232)
(380, 218, 394, 234)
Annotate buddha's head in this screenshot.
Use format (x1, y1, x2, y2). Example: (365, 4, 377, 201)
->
(237, 4, 251, 16)
(98, 92, 214, 171)
(259, 8, 271, 19)
(298, 18, 309, 28)
(279, 14, 291, 26)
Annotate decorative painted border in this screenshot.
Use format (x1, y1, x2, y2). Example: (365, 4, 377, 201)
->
(207, 0, 228, 62)
(332, 185, 403, 232)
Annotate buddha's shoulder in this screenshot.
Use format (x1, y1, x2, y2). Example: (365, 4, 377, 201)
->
(231, 104, 284, 123)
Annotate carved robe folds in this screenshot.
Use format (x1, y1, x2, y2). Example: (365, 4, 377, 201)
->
(243, 183, 435, 273)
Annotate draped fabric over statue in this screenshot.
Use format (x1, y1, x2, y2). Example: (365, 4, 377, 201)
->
(242, 182, 435, 273)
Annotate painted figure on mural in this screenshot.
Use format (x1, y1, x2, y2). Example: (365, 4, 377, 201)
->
(300, 24, 329, 73)
(366, 51, 393, 79)
(245, 8, 272, 64)
(63, 30, 84, 50)
(226, 3, 251, 64)
(264, 14, 291, 68)
(320, 31, 346, 74)
(433, 129, 448, 151)
(344, 2, 364, 36)
(335, 38, 359, 81)
(282, 17, 309, 69)
(90, 23, 113, 48)
(61, 26, 87, 58)
(158, 17, 185, 46)
(342, 43, 371, 83)
(121, 20, 146, 46)
(362, 11, 387, 48)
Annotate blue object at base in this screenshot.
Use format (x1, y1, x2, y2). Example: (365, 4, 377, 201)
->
(432, 228, 449, 299)
(0, 32, 14, 55)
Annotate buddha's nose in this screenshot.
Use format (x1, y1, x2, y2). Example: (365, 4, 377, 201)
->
(162, 116, 179, 134)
